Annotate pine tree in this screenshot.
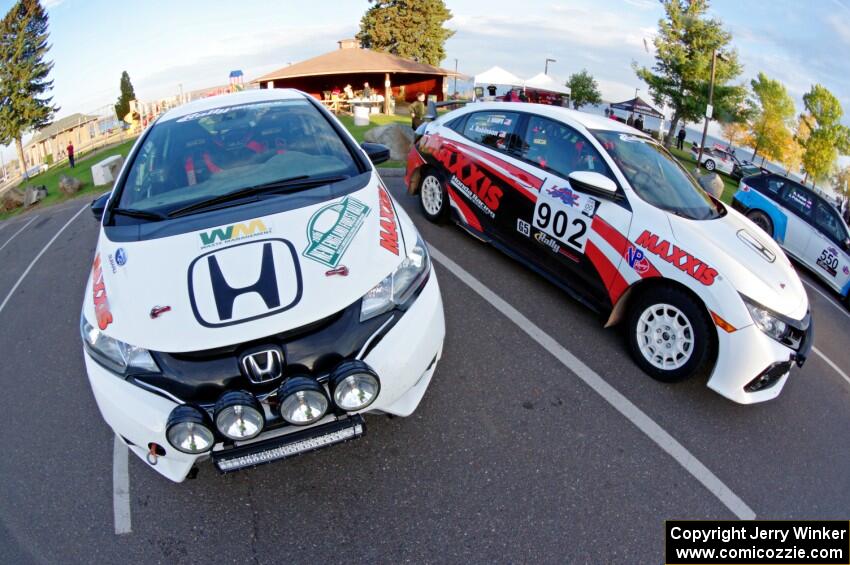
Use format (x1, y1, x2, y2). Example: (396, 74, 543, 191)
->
(114, 71, 136, 122)
(635, 0, 745, 147)
(356, 0, 454, 66)
(0, 0, 57, 178)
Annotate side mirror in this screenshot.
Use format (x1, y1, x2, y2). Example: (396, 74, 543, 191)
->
(361, 142, 390, 166)
(568, 171, 619, 199)
(91, 192, 110, 221)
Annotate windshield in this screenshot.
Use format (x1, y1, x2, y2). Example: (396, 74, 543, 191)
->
(593, 131, 722, 220)
(115, 99, 360, 216)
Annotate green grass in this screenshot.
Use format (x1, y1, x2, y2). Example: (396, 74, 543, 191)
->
(668, 143, 738, 205)
(336, 113, 409, 168)
(2, 138, 139, 219)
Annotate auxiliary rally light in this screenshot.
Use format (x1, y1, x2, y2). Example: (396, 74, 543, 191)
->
(166, 405, 215, 454)
(214, 390, 265, 440)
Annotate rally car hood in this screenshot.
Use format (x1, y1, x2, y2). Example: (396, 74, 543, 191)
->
(84, 179, 413, 352)
(667, 207, 808, 320)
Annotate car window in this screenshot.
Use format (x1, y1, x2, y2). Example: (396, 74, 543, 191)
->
(765, 177, 787, 196)
(782, 185, 814, 218)
(519, 116, 613, 180)
(461, 111, 520, 152)
(445, 115, 467, 134)
(813, 199, 847, 242)
(117, 99, 360, 214)
(593, 130, 722, 220)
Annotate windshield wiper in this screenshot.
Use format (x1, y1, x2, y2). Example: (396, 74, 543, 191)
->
(111, 207, 167, 221)
(167, 175, 348, 218)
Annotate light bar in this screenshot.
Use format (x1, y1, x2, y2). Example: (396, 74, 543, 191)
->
(213, 417, 364, 472)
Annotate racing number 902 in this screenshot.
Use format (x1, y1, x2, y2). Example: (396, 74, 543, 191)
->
(534, 202, 588, 249)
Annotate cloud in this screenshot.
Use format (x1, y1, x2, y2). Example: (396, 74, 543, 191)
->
(42, 0, 65, 9)
(825, 13, 850, 45)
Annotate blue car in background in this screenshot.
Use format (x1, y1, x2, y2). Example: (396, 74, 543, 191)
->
(732, 173, 850, 307)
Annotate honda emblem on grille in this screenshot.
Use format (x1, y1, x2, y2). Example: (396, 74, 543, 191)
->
(241, 348, 284, 383)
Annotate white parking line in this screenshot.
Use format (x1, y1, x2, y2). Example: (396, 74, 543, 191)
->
(429, 245, 757, 521)
(0, 206, 86, 316)
(802, 279, 850, 323)
(813, 347, 850, 388)
(0, 215, 39, 253)
(112, 435, 132, 535)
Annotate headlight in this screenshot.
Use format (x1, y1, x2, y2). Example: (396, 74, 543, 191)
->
(80, 313, 159, 374)
(277, 376, 329, 425)
(360, 236, 430, 321)
(214, 391, 264, 441)
(741, 296, 789, 342)
(166, 405, 215, 454)
(331, 360, 380, 411)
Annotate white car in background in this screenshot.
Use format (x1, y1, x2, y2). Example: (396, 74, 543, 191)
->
(81, 89, 445, 482)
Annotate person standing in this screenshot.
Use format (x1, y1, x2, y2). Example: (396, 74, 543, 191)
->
(410, 92, 427, 130)
(676, 127, 686, 150)
(626, 115, 634, 127)
(67, 141, 75, 168)
(634, 115, 644, 131)
(363, 82, 372, 99)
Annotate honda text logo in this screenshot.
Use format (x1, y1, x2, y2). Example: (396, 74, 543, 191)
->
(188, 239, 303, 327)
(241, 348, 284, 383)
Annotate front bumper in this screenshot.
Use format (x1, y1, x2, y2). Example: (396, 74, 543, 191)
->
(706, 315, 813, 404)
(84, 273, 445, 482)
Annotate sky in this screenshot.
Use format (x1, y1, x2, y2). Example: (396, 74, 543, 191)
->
(2, 0, 849, 164)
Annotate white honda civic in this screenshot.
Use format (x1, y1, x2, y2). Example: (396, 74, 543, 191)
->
(81, 89, 445, 482)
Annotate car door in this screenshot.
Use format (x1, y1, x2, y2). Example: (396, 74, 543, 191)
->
(507, 114, 632, 307)
(777, 184, 815, 261)
(430, 110, 539, 238)
(805, 198, 850, 293)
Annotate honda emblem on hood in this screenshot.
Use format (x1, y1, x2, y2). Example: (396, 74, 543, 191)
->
(241, 347, 284, 383)
(188, 239, 303, 328)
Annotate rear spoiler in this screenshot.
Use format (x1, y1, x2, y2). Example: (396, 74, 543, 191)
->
(424, 100, 470, 122)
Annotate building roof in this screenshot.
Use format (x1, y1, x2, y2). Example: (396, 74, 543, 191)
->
(609, 96, 664, 119)
(27, 113, 98, 146)
(252, 47, 453, 83)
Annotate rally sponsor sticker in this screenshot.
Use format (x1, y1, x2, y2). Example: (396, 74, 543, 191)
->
(303, 196, 370, 267)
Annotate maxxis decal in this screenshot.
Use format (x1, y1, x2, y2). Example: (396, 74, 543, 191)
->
(92, 254, 113, 330)
(635, 230, 718, 285)
(378, 185, 400, 255)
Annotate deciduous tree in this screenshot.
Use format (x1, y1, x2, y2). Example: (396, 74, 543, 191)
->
(566, 69, 602, 110)
(635, 0, 746, 147)
(356, 0, 454, 66)
(799, 84, 850, 186)
(0, 0, 57, 177)
(747, 73, 795, 163)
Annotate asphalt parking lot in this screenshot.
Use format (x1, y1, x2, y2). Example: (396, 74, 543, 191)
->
(0, 172, 848, 564)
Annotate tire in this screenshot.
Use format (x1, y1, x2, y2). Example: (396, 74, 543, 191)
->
(419, 170, 449, 223)
(746, 210, 774, 237)
(704, 159, 716, 171)
(626, 286, 714, 382)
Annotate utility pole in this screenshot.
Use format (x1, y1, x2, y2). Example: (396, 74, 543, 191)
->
(696, 49, 726, 174)
(544, 58, 556, 75)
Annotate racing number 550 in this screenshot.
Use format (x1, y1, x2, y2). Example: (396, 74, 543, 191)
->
(534, 202, 588, 251)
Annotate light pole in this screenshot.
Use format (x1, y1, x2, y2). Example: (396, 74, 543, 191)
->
(544, 58, 556, 75)
(453, 58, 458, 98)
(696, 49, 727, 174)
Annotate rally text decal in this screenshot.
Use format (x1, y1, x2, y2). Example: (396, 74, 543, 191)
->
(92, 254, 113, 329)
(378, 186, 399, 255)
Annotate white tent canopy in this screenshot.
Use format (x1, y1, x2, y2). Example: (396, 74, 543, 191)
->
(523, 72, 570, 95)
(473, 66, 524, 87)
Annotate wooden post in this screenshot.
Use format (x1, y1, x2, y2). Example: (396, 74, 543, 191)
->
(384, 73, 391, 114)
